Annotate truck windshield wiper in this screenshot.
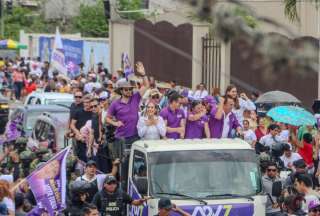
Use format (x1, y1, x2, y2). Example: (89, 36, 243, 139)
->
(156, 192, 208, 205)
(206, 193, 254, 201)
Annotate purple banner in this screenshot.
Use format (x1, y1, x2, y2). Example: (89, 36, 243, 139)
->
(122, 53, 133, 78)
(27, 147, 71, 216)
(170, 203, 254, 216)
(128, 178, 148, 216)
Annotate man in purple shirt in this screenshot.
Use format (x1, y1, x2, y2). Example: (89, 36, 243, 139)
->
(106, 62, 149, 158)
(160, 93, 186, 139)
(209, 96, 242, 138)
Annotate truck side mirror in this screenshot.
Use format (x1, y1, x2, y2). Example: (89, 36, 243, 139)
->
(272, 181, 282, 197)
(134, 177, 148, 195)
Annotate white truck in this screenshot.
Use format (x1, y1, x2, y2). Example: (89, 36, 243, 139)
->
(126, 138, 267, 216)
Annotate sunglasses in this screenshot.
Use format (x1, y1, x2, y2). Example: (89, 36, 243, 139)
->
(152, 95, 160, 99)
(75, 95, 82, 98)
(99, 98, 107, 102)
(91, 104, 99, 108)
(123, 88, 133, 92)
(267, 169, 277, 172)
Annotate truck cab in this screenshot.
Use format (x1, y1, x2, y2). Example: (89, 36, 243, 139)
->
(127, 139, 266, 216)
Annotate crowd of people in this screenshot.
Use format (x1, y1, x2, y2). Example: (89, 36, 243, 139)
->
(0, 56, 319, 215)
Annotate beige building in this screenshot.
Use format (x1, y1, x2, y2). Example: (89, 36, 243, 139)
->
(110, 0, 319, 93)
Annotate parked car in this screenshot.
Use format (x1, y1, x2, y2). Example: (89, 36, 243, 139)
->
(24, 92, 74, 107)
(5, 105, 70, 141)
(0, 94, 9, 134)
(28, 111, 70, 152)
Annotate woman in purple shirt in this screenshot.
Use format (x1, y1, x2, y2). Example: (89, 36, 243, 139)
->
(185, 101, 210, 139)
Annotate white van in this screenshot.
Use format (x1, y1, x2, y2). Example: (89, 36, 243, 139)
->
(127, 138, 266, 216)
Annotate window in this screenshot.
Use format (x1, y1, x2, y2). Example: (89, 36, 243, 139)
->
(132, 150, 148, 195)
(34, 121, 45, 140)
(149, 149, 261, 198)
(28, 96, 35, 104)
(132, 150, 147, 178)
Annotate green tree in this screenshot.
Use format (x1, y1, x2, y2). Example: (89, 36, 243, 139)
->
(71, 0, 108, 37)
(3, 6, 55, 40)
(118, 0, 145, 20)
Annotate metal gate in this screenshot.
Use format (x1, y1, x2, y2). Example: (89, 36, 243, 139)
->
(202, 35, 221, 90)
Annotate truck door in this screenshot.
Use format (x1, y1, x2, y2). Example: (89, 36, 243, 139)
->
(131, 150, 148, 196)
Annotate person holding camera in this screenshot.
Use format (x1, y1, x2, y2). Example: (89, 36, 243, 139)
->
(262, 161, 283, 216)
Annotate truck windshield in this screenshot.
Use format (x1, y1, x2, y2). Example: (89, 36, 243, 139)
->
(149, 149, 261, 199)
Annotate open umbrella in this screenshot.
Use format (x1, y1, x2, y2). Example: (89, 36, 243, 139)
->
(0, 39, 27, 49)
(256, 91, 301, 104)
(267, 106, 316, 126)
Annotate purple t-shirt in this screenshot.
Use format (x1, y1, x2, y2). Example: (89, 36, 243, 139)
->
(107, 92, 141, 138)
(185, 112, 209, 139)
(160, 107, 185, 139)
(208, 106, 240, 138)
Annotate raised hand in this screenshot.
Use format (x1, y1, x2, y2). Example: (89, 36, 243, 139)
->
(136, 62, 146, 76)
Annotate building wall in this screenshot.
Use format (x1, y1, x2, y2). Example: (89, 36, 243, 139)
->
(109, 21, 135, 74)
(192, 24, 210, 90)
(19, 30, 82, 57)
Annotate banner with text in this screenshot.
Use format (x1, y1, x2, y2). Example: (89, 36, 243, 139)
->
(27, 147, 71, 216)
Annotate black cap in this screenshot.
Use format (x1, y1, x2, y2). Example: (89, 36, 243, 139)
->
(293, 159, 306, 169)
(158, 198, 173, 209)
(104, 175, 117, 184)
(86, 160, 97, 167)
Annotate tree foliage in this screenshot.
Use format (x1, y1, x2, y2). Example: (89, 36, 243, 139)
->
(71, 0, 108, 37)
(2, 0, 109, 40)
(3, 7, 49, 40)
(117, 0, 145, 20)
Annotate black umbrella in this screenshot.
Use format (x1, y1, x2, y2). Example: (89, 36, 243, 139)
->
(256, 90, 301, 104)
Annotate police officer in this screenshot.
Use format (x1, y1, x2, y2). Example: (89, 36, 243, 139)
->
(30, 147, 50, 172)
(19, 150, 36, 178)
(92, 175, 147, 216)
(15, 137, 28, 153)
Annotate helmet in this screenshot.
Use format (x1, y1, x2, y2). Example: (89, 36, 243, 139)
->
(41, 153, 52, 162)
(20, 150, 36, 161)
(70, 181, 91, 195)
(15, 137, 28, 145)
(35, 147, 49, 155)
(271, 143, 285, 158)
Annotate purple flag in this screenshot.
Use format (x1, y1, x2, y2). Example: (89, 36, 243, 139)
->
(128, 178, 148, 216)
(27, 147, 71, 216)
(122, 53, 134, 78)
